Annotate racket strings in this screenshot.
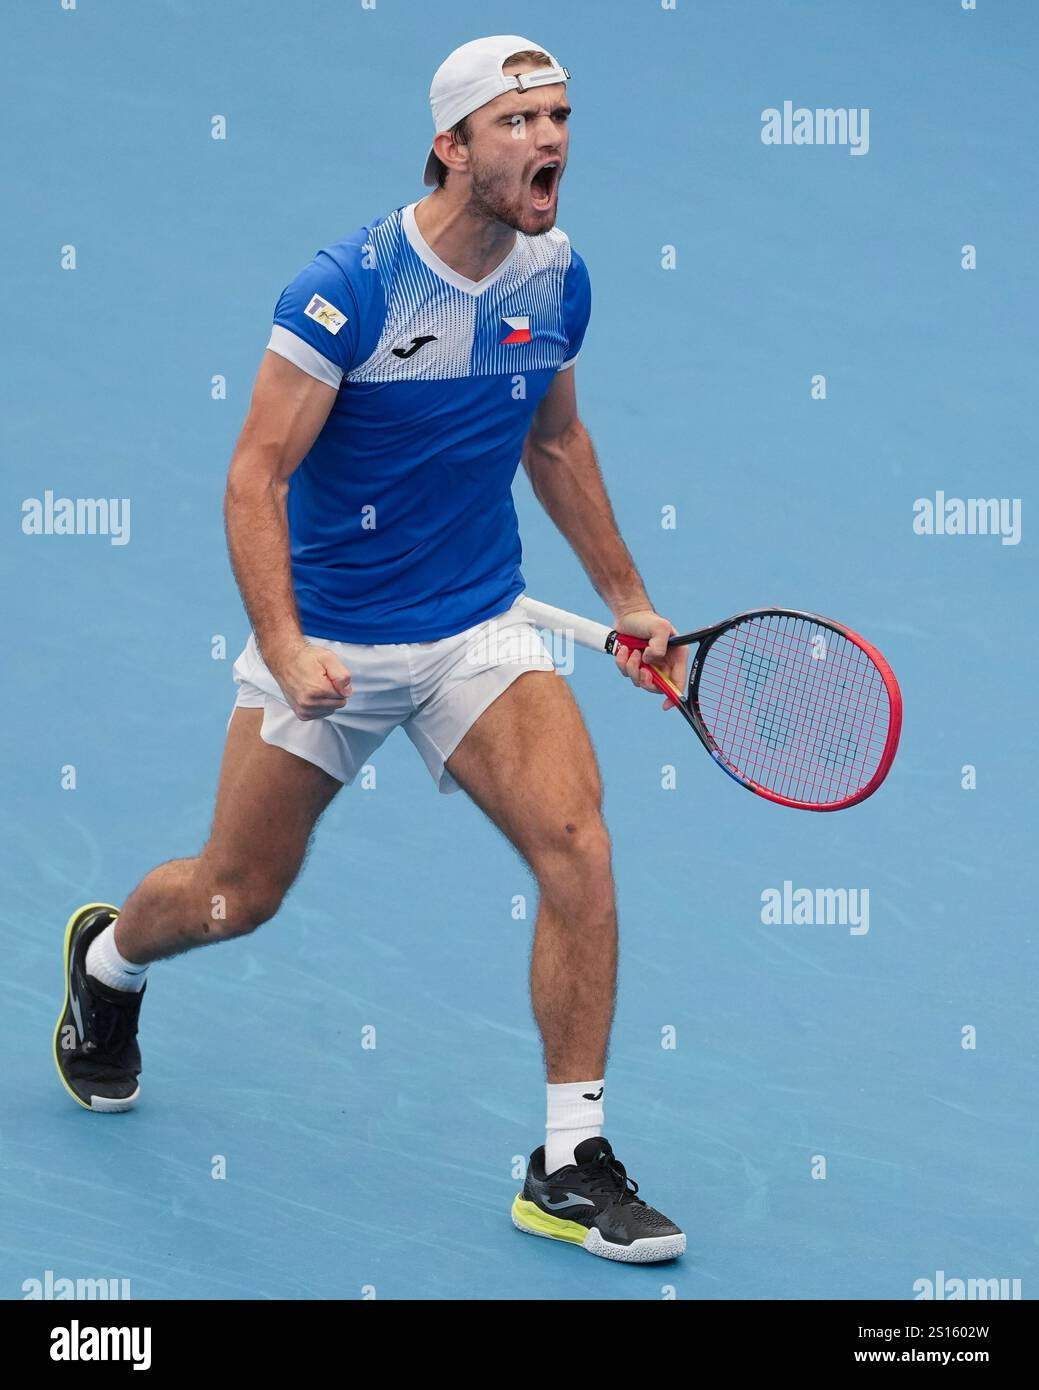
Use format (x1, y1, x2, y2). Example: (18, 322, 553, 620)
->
(730, 627, 885, 804)
(694, 615, 892, 807)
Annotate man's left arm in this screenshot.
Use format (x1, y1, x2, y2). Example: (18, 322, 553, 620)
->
(521, 368, 686, 704)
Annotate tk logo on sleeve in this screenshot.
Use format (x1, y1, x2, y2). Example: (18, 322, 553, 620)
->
(304, 294, 348, 335)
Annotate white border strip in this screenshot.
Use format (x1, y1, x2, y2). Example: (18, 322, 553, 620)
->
(266, 325, 343, 389)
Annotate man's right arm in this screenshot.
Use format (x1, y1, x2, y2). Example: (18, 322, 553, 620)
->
(224, 350, 352, 720)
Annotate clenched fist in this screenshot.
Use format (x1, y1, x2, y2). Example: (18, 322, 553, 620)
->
(266, 639, 352, 721)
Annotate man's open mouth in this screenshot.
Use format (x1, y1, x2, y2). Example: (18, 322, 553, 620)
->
(529, 160, 560, 209)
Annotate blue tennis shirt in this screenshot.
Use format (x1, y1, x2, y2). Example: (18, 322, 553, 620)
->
(265, 201, 591, 643)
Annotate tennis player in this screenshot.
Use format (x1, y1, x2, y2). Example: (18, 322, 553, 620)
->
(54, 36, 688, 1264)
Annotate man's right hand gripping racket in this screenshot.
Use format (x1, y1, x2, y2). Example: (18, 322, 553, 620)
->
(518, 598, 902, 812)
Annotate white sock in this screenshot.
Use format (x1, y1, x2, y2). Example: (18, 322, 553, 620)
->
(85, 920, 149, 993)
(545, 1079, 605, 1174)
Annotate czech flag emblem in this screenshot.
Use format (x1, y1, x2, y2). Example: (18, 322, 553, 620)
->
(500, 315, 531, 345)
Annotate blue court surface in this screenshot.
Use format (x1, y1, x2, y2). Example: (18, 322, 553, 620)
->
(3, 1, 1036, 1300)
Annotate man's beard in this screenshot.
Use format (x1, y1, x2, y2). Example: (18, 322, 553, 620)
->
(466, 155, 558, 235)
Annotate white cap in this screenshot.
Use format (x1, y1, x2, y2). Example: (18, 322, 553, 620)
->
(422, 35, 570, 188)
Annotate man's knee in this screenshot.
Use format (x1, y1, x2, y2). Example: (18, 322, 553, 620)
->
(530, 815, 614, 904)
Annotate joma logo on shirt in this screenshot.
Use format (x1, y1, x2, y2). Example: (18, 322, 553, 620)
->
(392, 335, 437, 359)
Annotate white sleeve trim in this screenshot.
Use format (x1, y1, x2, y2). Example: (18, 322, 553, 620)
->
(557, 352, 579, 372)
(266, 324, 344, 389)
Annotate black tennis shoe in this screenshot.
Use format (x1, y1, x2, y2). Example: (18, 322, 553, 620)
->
(53, 903, 144, 1113)
(512, 1135, 686, 1262)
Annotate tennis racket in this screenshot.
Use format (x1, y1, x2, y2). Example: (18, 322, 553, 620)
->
(517, 597, 902, 812)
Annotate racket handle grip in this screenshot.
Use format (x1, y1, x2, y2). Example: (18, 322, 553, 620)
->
(516, 596, 615, 651)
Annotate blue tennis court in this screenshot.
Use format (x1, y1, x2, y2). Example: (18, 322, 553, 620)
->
(4, 0, 1036, 1300)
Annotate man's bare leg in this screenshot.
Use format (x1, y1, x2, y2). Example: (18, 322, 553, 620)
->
(447, 670, 686, 1258)
(115, 707, 341, 963)
(445, 670, 616, 1082)
(56, 707, 341, 1110)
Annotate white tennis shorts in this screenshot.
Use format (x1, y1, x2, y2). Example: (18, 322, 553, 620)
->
(230, 598, 556, 793)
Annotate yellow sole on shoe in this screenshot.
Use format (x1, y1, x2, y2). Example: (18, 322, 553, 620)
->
(511, 1193, 688, 1263)
(510, 1195, 589, 1245)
